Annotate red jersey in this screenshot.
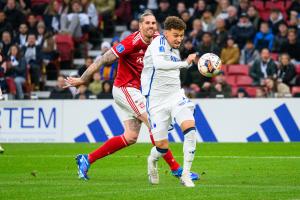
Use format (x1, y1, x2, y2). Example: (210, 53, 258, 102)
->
(111, 31, 157, 89)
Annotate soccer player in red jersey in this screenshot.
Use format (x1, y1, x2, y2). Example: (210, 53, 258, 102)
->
(65, 11, 198, 181)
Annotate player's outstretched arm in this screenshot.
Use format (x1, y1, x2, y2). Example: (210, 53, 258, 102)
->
(152, 53, 196, 70)
(64, 50, 117, 88)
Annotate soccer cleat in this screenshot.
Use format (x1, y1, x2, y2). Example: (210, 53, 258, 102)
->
(171, 167, 200, 181)
(180, 172, 195, 187)
(147, 156, 159, 184)
(76, 154, 90, 180)
(0, 145, 4, 154)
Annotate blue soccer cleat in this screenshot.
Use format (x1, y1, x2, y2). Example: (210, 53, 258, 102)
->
(76, 154, 90, 180)
(171, 167, 200, 181)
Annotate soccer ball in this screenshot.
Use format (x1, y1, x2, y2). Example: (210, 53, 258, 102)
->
(198, 53, 222, 78)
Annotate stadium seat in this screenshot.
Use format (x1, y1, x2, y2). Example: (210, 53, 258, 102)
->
(295, 65, 300, 75)
(55, 34, 74, 67)
(270, 53, 279, 61)
(285, 0, 292, 9)
(259, 10, 271, 21)
(236, 75, 253, 86)
(291, 86, 300, 96)
(227, 65, 249, 75)
(226, 75, 237, 86)
(245, 87, 257, 97)
(252, 0, 265, 12)
(265, 1, 285, 12)
(31, 0, 50, 6)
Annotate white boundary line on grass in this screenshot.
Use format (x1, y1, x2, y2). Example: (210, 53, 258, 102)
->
(1, 155, 300, 159)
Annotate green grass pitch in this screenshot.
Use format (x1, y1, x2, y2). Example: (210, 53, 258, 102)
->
(0, 143, 300, 200)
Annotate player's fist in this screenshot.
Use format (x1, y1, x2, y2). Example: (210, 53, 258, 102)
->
(64, 77, 85, 88)
(186, 54, 197, 65)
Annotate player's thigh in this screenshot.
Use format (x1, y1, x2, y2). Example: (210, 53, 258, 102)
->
(113, 86, 146, 120)
(148, 104, 172, 142)
(171, 94, 195, 130)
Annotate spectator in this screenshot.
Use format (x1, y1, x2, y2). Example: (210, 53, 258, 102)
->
(97, 80, 113, 99)
(250, 48, 277, 86)
(254, 22, 274, 51)
(88, 71, 103, 96)
(0, 51, 8, 94)
(209, 72, 232, 98)
(237, 87, 249, 98)
(192, 0, 207, 19)
(120, 19, 139, 41)
(60, 0, 90, 38)
(230, 12, 255, 49)
(197, 32, 220, 56)
(268, 9, 284, 35)
(81, 0, 98, 28)
(181, 37, 196, 60)
(180, 10, 193, 34)
(264, 78, 291, 98)
(272, 22, 289, 53)
(115, 0, 132, 25)
(239, 40, 260, 66)
(220, 36, 240, 65)
(44, 0, 62, 33)
(50, 75, 73, 99)
(3, 0, 25, 30)
(27, 13, 38, 34)
(288, 11, 298, 30)
(225, 5, 238, 30)
(14, 23, 28, 48)
(75, 84, 92, 99)
(276, 53, 297, 87)
(176, 1, 186, 17)
(99, 41, 117, 81)
(5, 45, 26, 99)
(215, 0, 230, 19)
(281, 29, 300, 63)
(212, 17, 228, 49)
(201, 9, 216, 32)
(255, 86, 266, 98)
(0, 11, 13, 36)
(237, 0, 249, 17)
(22, 33, 42, 90)
(247, 5, 261, 31)
(94, 0, 115, 37)
(189, 18, 204, 47)
(154, 0, 176, 25)
(0, 31, 13, 58)
(78, 56, 93, 77)
(36, 21, 47, 46)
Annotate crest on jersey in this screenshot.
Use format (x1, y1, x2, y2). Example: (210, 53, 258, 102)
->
(159, 46, 165, 52)
(116, 44, 125, 53)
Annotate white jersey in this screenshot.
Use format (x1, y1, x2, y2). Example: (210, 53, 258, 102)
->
(141, 35, 190, 97)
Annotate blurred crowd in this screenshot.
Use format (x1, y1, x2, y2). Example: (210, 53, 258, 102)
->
(0, 0, 300, 100)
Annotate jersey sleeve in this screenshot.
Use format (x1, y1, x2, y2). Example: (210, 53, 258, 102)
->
(111, 36, 135, 58)
(150, 37, 189, 70)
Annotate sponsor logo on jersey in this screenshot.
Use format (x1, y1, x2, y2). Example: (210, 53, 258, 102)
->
(159, 46, 165, 52)
(139, 49, 144, 54)
(116, 44, 125, 53)
(136, 56, 143, 64)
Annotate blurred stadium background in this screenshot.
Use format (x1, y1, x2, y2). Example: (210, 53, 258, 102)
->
(0, 0, 300, 199)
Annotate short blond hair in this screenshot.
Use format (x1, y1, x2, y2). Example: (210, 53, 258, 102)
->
(164, 16, 186, 31)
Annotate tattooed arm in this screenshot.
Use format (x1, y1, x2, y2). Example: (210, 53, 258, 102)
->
(65, 50, 117, 87)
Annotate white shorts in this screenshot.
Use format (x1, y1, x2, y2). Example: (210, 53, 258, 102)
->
(146, 89, 195, 141)
(112, 86, 146, 121)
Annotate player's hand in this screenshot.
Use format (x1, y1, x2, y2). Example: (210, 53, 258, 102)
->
(64, 77, 85, 88)
(186, 54, 197, 65)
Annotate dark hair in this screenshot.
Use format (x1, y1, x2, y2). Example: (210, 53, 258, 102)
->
(164, 16, 186, 31)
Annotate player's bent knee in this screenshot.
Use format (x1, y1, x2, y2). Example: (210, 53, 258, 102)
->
(123, 132, 139, 145)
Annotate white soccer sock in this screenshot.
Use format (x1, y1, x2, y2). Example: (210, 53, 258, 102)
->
(149, 146, 167, 161)
(183, 128, 197, 174)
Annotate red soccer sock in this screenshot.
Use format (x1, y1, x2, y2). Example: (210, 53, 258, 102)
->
(163, 149, 181, 171)
(88, 134, 128, 164)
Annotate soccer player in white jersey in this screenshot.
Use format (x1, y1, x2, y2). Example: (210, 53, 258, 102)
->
(141, 16, 197, 187)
